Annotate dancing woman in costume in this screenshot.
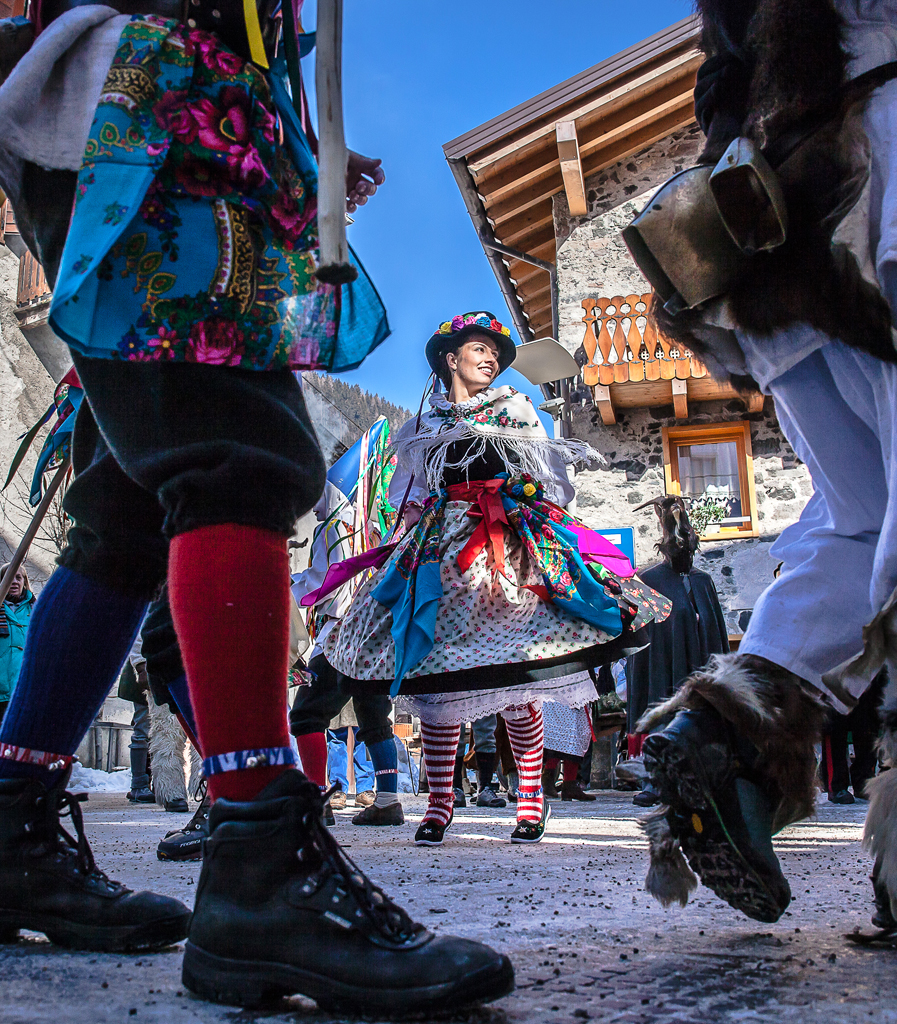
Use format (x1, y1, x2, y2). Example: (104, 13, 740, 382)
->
(326, 312, 671, 845)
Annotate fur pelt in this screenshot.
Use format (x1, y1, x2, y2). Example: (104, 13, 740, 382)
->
(146, 688, 189, 806)
(657, 0, 897, 383)
(636, 652, 826, 832)
(864, 770, 897, 921)
(877, 674, 897, 767)
(641, 808, 698, 907)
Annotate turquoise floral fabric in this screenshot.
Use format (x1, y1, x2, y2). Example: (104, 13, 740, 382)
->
(50, 16, 388, 372)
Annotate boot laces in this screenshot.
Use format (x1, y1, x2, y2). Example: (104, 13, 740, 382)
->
(303, 784, 423, 945)
(38, 789, 117, 886)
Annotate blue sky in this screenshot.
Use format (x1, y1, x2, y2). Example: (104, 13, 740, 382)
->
(301, 0, 689, 413)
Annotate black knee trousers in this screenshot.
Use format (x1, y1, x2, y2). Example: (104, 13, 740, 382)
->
(58, 355, 325, 598)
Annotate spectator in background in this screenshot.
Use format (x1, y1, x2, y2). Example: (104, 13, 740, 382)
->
(0, 564, 34, 724)
(119, 636, 153, 804)
(326, 711, 377, 811)
(821, 668, 887, 804)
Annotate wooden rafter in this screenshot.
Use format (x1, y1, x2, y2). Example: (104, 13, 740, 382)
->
(556, 120, 587, 216)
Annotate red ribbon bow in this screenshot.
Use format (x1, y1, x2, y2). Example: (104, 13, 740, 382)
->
(447, 480, 509, 577)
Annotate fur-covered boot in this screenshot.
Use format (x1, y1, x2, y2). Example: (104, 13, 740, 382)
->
(864, 675, 897, 930)
(636, 652, 827, 922)
(147, 690, 189, 812)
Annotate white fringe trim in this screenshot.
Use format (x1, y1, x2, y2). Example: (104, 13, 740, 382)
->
(393, 420, 602, 501)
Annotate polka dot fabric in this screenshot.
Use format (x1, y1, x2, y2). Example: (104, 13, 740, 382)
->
(327, 501, 625, 683)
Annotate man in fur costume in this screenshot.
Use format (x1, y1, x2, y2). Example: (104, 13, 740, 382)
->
(630, 0, 897, 927)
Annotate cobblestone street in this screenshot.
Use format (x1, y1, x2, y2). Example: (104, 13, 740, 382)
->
(1, 791, 895, 1023)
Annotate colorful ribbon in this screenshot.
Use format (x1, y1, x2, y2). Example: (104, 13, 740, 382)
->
(449, 480, 510, 576)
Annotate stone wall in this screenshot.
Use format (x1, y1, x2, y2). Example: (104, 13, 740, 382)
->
(568, 392, 813, 623)
(0, 244, 59, 588)
(553, 125, 705, 359)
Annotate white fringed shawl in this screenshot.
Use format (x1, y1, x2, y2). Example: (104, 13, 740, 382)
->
(392, 386, 601, 504)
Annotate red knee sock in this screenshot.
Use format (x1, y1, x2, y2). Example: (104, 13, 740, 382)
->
(420, 721, 462, 825)
(503, 705, 544, 823)
(169, 524, 293, 802)
(295, 732, 328, 787)
(562, 759, 580, 783)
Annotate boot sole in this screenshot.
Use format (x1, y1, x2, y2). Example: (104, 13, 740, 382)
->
(0, 909, 191, 952)
(644, 735, 788, 924)
(157, 847, 204, 862)
(182, 940, 515, 1012)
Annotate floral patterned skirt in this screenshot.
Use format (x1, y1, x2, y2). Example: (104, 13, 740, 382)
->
(325, 499, 668, 715)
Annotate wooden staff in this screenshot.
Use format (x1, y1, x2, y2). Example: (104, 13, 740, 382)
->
(314, 0, 357, 285)
(0, 456, 70, 605)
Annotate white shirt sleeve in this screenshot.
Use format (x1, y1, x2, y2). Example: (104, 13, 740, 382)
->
(387, 418, 428, 508)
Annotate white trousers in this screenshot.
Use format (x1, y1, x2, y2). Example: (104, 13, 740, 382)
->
(739, 342, 897, 710)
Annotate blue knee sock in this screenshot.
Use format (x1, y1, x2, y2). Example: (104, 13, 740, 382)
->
(366, 736, 399, 804)
(0, 567, 147, 781)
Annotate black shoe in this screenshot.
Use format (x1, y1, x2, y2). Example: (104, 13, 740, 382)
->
(475, 787, 506, 809)
(323, 802, 335, 827)
(157, 788, 211, 861)
(561, 781, 596, 802)
(127, 785, 155, 804)
(632, 782, 661, 807)
(828, 789, 855, 805)
(510, 801, 550, 844)
(643, 706, 791, 924)
(541, 771, 559, 799)
(182, 771, 512, 1012)
(452, 787, 466, 808)
(414, 810, 453, 846)
(0, 769, 190, 950)
(352, 802, 405, 826)
(164, 797, 190, 813)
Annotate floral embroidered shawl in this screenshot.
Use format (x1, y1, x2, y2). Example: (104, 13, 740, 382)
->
(49, 17, 388, 372)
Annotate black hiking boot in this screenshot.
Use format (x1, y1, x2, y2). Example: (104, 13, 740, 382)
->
(158, 787, 211, 861)
(643, 706, 791, 923)
(0, 769, 190, 950)
(182, 770, 513, 1012)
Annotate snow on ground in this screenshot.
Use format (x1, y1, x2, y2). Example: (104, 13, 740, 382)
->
(69, 764, 132, 793)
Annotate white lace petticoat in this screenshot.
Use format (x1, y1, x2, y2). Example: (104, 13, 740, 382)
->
(394, 671, 597, 725)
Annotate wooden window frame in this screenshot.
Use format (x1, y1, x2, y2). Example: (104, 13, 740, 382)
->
(662, 421, 759, 540)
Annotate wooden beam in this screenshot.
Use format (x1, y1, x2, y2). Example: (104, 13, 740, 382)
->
(594, 384, 616, 425)
(672, 378, 688, 419)
(556, 120, 588, 216)
(467, 52, 701, 181)
(745, 392, 765, 414)
(500, 220, 556, 252)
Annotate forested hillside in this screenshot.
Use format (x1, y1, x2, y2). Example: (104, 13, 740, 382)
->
(303, 372, 412, 431)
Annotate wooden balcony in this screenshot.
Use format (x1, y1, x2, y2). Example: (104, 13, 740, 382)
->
(581, 293, 762, 424)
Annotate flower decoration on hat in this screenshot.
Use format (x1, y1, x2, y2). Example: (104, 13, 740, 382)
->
(435, 313, 512, 337)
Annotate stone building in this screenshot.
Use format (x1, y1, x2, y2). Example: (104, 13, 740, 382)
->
(444, 16, 813, 638)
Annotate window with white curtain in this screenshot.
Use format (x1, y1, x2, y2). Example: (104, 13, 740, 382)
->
(662, 421, 759, 538)
(676, 441, 744, 519)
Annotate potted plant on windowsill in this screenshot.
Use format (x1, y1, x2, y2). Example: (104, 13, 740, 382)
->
(687, 492, 733, 537)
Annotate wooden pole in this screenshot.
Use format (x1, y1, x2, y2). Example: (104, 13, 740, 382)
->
(0, 456, 70, 605)
(314, 0, 357, 285)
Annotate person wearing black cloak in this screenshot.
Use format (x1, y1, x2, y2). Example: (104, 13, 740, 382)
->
(625, 497, 728, 806)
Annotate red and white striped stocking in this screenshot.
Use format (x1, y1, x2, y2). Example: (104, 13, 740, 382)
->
(420, 721, 462, 826)
(502, 704, 544, 823)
